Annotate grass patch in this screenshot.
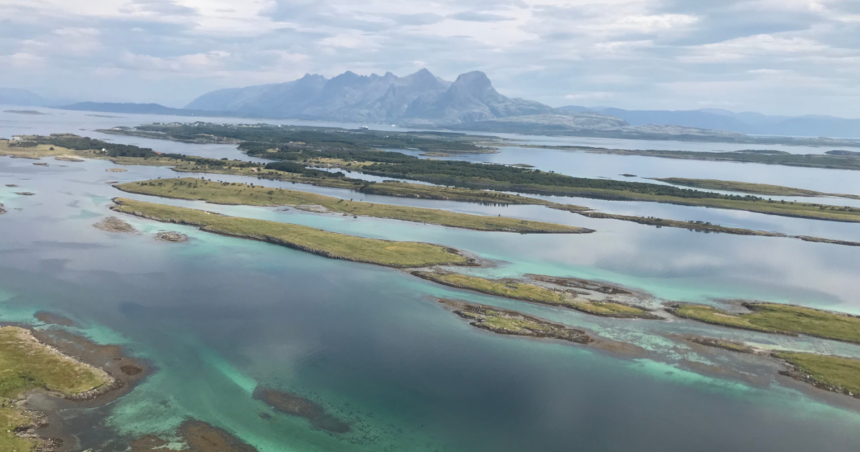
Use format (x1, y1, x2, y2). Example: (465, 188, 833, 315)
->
(111, 198, 469, 268)
(776, 352, 860, 395)
(444, 300, 591, 343)
(656, 177, 860, 200)
(0, 327, 113, 451)
(115, 178, 590, 234)
(574, 211, 783, 236)
(415, 272, 656, 318)
(669, 303, 860, 344)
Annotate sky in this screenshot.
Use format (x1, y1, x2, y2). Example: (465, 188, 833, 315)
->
(1, 0, 858, 117)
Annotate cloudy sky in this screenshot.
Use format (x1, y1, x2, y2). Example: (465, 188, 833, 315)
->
(1, 0, 858, 116)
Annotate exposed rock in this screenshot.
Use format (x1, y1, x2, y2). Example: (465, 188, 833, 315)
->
(155, 231, 188, 242)
(253, 387, 350, 433)
(93, 216, 137, 233)
(293, 204, 330, 213)
(129, 421, 259, 452)
(55, 156, 84, 162)
(34, 312, 75, 327)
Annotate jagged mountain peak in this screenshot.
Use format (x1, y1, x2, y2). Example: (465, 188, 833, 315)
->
(185, 69, 553, 124)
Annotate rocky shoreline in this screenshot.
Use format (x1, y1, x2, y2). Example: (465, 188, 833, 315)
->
(413, 270, 660, 319)
(439, 299, 592, 344)
(776, 357, 860, 400)
(0, 321, 152, 451)
(130, 420, 259, 452)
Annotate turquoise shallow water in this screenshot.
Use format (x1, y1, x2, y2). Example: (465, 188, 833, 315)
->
(2, 119, 860, 450)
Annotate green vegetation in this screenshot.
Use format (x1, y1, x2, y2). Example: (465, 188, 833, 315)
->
(440, 299, 591, 344)
(356, 159, 860, 222)
(656, 177, 860, 200)
(111, 198, 469, 268)
(537, 146, 860, 172)
(0, 326, 113, 452)
(413, 272, 657, 318)
(115, 178, 589, 234)
(104, 122, 497, 154)
(576, 211, 784, 236)
(668, 302, 860, 344)
(16, 132, 860, 224)
(776, 352, 860, 395)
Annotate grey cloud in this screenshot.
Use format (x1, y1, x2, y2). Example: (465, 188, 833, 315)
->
(449, 12, 513, 22)
(396, 14, 445, 26)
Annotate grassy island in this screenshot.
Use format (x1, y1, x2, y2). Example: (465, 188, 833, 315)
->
(413, 271, 658, 319)
(775, 352, 860, 397)
(115, 178, 591, 234)
(0, 326, 114, 452)
(439, 299, 592, 344)
(668, 302, 860, 344)
(533, 146, 860, 172)
(576, 211, 784, 236)
(111, 198, 470, 267)
(655, 178, 860, 200)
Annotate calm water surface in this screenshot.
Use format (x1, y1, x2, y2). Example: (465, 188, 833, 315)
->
(1, 112, 860, 451)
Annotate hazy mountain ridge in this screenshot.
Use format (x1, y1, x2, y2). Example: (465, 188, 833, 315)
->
(184, 69, 555, 124)
(0, 88, 59, 107)
(560, 106, 860, 139)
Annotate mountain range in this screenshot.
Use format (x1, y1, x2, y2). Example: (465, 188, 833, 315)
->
(0, 88, 53, 107)
(4, 69, 859, 140)
(185, 69, 553, 124)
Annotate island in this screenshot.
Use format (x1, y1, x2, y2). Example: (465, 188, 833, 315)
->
(0, 326, 121, 451)
(667, 302, 860, 344)
(110, 198, 474, 268)
(412, 271, 660, 319)
(6, 135, 860, 246)
(115, 178, 591, 234)
(531, 146, 860, 172)
(655, 177, 860, 200)
(438, 298, 592, 344)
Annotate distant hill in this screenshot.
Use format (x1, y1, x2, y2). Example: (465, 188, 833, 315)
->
(60, 102, 208, 116)
(185, 69, 553, 124)
(0, 88, 51, 107)
(559, 106, 860, 139)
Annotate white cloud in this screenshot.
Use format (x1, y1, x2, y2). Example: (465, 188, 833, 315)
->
(565, 91, 616, 100)
(2, 52, 45, 68)
(0, 0, 858, 115)
(120, 50, 232, 73)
